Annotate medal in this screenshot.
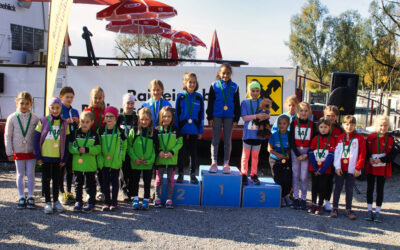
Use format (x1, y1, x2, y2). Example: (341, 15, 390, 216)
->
(141, 156, 145, 160)
(78, 158, 83, 164)
(218, 80, 232, 112)
(16, 112, 32, 144)
(278, 133, 288, 163)
(317, 161, 322, 166)
(47, 116, 62, 149)
(224, 105, 228, 111)
(343, 159, 348, 164)
(188, 119, 193, 124)
(342, 132, 356, 163)
(106, 155, 111, 160)
(299, 146, 304, 150)
(316, 131, 332, 167)
(296, 118, 309, 148)
(251, 125, 257, 130)
(105, 125, 116, 161)
(22, 140, 27, 144)
(282, 159, 286, 164)
(53, 142, 59, 148)
(184, 92, 196, 126)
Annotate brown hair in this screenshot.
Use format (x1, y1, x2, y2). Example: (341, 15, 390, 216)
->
(15, 91, 33, 104)
(59, 86, 75, 97)
(284, 95, 299, 109)
(80, 110, 95, 121)
(182, 72, 199, 92)
(317, 117, 331, 127)
(215, 63, 232, 80)
(324, 105, 339, 117)
(89, 86, 105, 109)
(137, 107, 153, 137)
(149, 79, 164, 92)
(278, 114, 290, 124)
(342, 115, 356, 124)
(159, 106, 174, 127)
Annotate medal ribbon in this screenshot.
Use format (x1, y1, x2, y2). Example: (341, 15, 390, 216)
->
(140, 128, 149, 157)
(184, 92, 196, 119)
(75, 129, 92, 155)
(218, 80, 232, 108)
(152, 99, 163, 122)
(249, 99, 260, 115)
(123, 114, 133, 136)
(47, 116, 61, 140)
(317, 130, 332, 159)
(296, 118, 309, 144)
(16, 112, 32, 138)
(278, 133, 286, 156)
(92, 107, 102, 130)
(160, 126, 172, 152)
(342, 132, 356, 158)
(105, 125, 116, 155)
(376, 132, 389, 154)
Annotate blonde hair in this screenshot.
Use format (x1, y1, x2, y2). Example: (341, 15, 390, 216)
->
(182, 72, 198, 92)
(89, 86, 105, 109)
(297, 102, 311, 116)
(374, 115, 391, 131)
(15, 91, 33, 104)
(284, 95, 299, 109)
(159, 106, 174, 127)
(80, 110, 94, 121)
(342, 115, 356, 124)
(324, 105, 339, 117)
(137, 107, 153, 136)
(149, 79, 164, 92)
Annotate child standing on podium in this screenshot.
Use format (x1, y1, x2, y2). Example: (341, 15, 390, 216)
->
(240, 81, 269, 185)
(206, 63, 240, 174)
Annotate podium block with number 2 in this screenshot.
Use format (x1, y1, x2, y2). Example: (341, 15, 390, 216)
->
(200, 165, 242, 207)
(161, 175, 201, 206)
(242, 177, 281, 208)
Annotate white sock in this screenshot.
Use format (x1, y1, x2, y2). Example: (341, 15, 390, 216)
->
(133, 196, 139, 201)
(376, 206, 381, 213)
(367, 204, 373, 211)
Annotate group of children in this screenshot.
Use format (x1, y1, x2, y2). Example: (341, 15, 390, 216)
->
(4, 63, 397, 222)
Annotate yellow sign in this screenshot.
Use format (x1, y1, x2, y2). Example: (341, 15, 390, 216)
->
(246, 76, 284, 115)
(45, 0, 73, 114)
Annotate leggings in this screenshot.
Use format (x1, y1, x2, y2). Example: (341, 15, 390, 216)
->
(241, 142, 261, 176)
(155, 166, 175, 200)
(102, 167, 120, 206)
(211, 117, 233, 164)
(270, 157, 292, 197)
(291, 148, 309, 200)
(75, 171, 96, 205)
(178, 134, 198, 175)
(15, 159, 36, 198)
(59, 157, 73, 194)
(311, 174, 330, 206)
(325, 167, 334, 201)
(366, 174, 386, 207)
(131, 169, 153, 199)
(333, 171, 355, 210)
(42, 162, 61, 203)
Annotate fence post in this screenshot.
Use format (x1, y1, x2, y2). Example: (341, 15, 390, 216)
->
(384, 99, 391, 116)
(365, 92, 370, 128)
(370, 100, 374, 126)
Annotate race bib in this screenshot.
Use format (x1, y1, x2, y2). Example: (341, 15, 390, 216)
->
(294, 126, 311, 140)
(313, 149, 329, 162)
(45, 125, 61, 140)
(371, 153, 386, 167)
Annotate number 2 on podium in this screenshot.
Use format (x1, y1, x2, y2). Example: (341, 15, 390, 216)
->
(176, 188, 185, 200)
(219, 184, 224, 196)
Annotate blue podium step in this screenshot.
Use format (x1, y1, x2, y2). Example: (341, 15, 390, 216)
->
(161, 175, 201, 206)
(242, 177, 281, 208)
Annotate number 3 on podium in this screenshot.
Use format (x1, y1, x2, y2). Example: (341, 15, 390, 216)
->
(258, 191, 266, 203)
(219, 184, 224, 196)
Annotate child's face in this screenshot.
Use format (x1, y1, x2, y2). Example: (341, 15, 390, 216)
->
(151, 85, 163, 100)
(92, 92, 104, 108)
(298, 106, 310, 119)
(278, 119, 289, 133)
(319, 123, 331, 135)
(161, 112, 173, 127)
(343, 122, 356, 133)
(80, 117, 94, 132)
(287, 102, 297, 115)
(16, 99, 32, 113)
(60, 93, 74, 107)
(377, 120, 389, 134)
(139, 114, 151, 128)
(186, 76, 197, 93)
(324, 111, 337, 123)
(218, 67, 232, 82)
(104, 113, 116, 127)
(250, 88, 260, 100)
(124, 101, 135, 113)
(49, 103, 61, 117)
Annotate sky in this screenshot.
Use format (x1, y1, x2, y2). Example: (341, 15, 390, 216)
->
(67, 0, 371, 67)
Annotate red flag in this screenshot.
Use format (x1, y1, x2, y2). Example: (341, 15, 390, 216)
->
(168, 41, 178, 66)
(208, 30, 222, 60)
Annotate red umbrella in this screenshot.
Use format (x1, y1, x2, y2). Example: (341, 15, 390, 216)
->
(97, 0, 177, 21)
(168, 41, 178, 66)
(159, 30, 206, 47)
(208, 30, 222, 60)
(19, 0, 120, 5)
(106, 19, 171, 34)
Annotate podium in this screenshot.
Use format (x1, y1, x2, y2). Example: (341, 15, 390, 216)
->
(242, 177, 281, 208)
(161, 175, 201, 206)
(200, 165, 242, 207)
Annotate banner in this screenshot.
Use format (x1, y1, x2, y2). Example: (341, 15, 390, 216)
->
(45, 0, 73, 114)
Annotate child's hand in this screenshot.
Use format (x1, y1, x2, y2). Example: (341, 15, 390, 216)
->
(159, 151, 165, 158)
(59, 162, 65, 167)
(135, 159, 142, 165)
(166, 152, 173, 158)
(302, 154, 308, 160)
(336, 169, 343, 176)
(369, 158, 376, 165)
(315, 171, 321, 176)
(375, 158, 383, 164)
(143, 160, 148, 165)
(72, 117, 79, 123)
(38, 160, 43, 166)
(78, 147, 85, 154)
(208, 120, 214, 127)
(354, 170, 361, 178)
(233, 122, 238, 128)
(7, 156, 14, 161)
(256, 113, 269, 121)
(198, 134, 202, 140)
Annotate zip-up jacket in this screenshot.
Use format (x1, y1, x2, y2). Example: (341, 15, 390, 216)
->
(155, 125, 183, 166)
(128, 127, 158, 170)
(83, 106, 105, 131)
(61, 103, 79, 133)
(308, 134, 336, 174)
(206, 79, 240, 122)
(69, 128, 101, 173)
(117, 112, 137, 137)
(97, 126, 127, 170)
(175, 91, 204, 135)
(141, 98, 172, 127)
(365, 133, 396, 178)
(334, 132, 366, 173)
(290, 118, 315, 157)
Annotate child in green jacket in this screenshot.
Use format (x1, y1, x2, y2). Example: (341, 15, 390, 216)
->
(69, 111, 101, 213)
(98, 106, 127, 211)
(154, 107, 183, 209)
(128, 107, 158, 210)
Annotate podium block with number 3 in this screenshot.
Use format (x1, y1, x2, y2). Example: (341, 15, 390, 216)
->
(242, 177, 281, 208)
(200, 165, 242, 207)
(161, 175, 201, 206)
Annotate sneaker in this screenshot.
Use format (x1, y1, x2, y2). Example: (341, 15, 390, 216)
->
(67, 192, 75, 203)
(374, 212, 382, 223)
(290, 199, 299, 209)
(330, 208, 338, 218)
(165, 199, 173, 209)
(222, 163, 230, 174)
(54, 201, 65, 213)
(102, 204, 110, 211)
(132, 199, 140, 210)
(17, 198, 26, 209)
(284, 195, 293, 207)
(315, 205, 324, 215)
(83, 204, 95, 213)
(96, 192, 105, 202)
(190, 174, 199, 184)
(365, 210, 374, 221)
(154, 198, 162, 208)
(176, 174, 184, 183)
(281, 198, 287, 207)
(209, 163, 218, 173)
(142, 199, 149, 210)
(346, 209, 356, 220)
(308, 204, 317, 214)
(300, 199, 307, 210)
(242, 175, 248, 185)
(73, 202, 83, 212)
(26, 197, 35, 209)
(60, 192, 68, 205)
(324, 200, 332, 211)
(44, 202, 53, 214)
(251, 175, 260, 185)
(110, 205, 117, 211)
(86, 194, 90, 203)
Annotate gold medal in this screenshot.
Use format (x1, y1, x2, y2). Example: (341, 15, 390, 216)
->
(53, 142, 59, 148)
(224, 105, 228, 111)
(317, 161, 322, 166)
(141, 156, 145, 160)
(282, 159, 286, 164)
(251, 125, 257, 130)
(188, 119, 193, 124)
(78, 158, 83, 164)
(343, 159, 348, 164)
(106, 155, 111, 160)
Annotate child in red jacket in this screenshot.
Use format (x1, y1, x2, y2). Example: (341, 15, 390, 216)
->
(331, 115, 366, 220)
(365, 115, 397, 223)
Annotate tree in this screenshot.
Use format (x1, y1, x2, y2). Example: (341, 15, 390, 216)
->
(114, 34, 196, 66)
(286, 0, 332, 83)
